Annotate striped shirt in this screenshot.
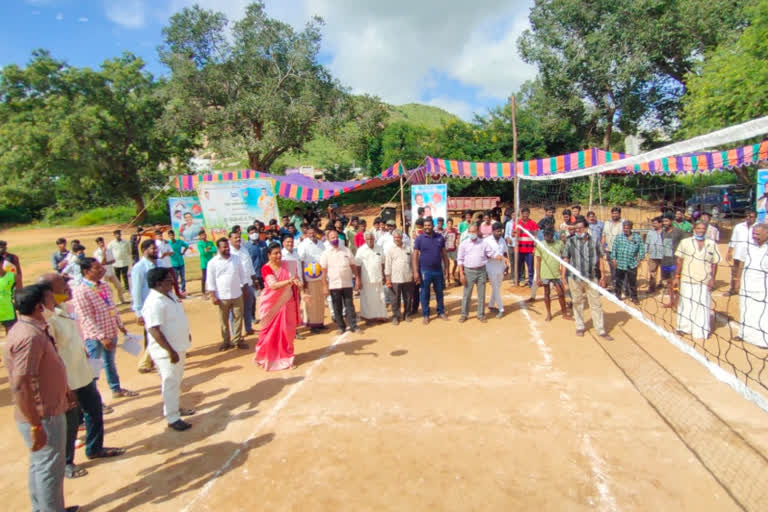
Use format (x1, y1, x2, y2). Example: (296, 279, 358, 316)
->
(516, 219, 539, 254)
(562, 233, 603, 280)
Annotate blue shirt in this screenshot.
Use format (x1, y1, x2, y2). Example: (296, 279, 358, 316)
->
(245, 240, 267, 273)
(131, 257, 156, 316)
(414, 232, 446, 272)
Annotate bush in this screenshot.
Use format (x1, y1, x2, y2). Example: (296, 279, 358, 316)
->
(72, 206, 136, 226)
(0, 207, 33, 225)
(569, 178, 637, 206)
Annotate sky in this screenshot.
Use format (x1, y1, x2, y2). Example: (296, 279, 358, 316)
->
(1, 0, 538, 120)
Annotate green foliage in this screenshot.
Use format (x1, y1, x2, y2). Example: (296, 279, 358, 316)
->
(568, 179, 637, 206)
(160, 2, 345, 172)
(681, 0, 768, 136)
(388, 104, 460, 129)
(0, 50, 194, 220)
(0, 207, 33, 225)
(72, 206, 137, 226)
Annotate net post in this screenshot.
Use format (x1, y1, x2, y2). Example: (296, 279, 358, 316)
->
(511, 95, 520, 283)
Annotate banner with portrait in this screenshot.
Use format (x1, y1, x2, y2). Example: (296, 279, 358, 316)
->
(167, 197, 206, 257)
(758, 169, 768, 223)
(197, 179, 280, 242)
(411, 184, 448, 224)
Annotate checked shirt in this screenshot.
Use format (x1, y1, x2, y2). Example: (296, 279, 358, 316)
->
(611, 232, 646, 270)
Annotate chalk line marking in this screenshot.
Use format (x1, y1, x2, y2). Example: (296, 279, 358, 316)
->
(181, 331, 350, 512)
(514, 294, 618, 512)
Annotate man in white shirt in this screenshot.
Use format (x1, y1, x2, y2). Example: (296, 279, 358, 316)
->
(94, 236, 126, 304)
(385, 230, 414, 325)
(321, 230, 360, 334)
(229, 231, 257, 335)
(298, 227, 326, 332)
(206, 237, 249, 350)
(142, 268, 194, 431)
(108, 230, 132, 292)
(155, 230, 173, 269)
(376, 220, 394, 254)
(726, 209, 757, 295)
(738, 223, 768, 347)
(486, 222, 509, 318)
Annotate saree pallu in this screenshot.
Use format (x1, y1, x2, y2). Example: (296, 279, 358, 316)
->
(255, 263, 301, 371)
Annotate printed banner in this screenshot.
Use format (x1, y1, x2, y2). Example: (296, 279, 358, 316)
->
(758, 169, 768, 223)
(197, 179, 280, 241)
(411, 184, 448, 225)
(168, 197, 206, 257)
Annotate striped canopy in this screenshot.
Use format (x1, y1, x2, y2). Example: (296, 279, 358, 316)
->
(174, 161, 405, 202)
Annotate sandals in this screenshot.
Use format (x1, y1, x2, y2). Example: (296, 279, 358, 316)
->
(102, 404, 114, 414)
(112, 389, 138, 398)
(86, 447, 126, 459)
(65, 464, 88, 479)
(179, 408, 196, 416)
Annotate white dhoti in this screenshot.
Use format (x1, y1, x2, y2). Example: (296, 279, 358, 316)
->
(677, 282, 711, 340)
(359, 281, 388, 319)
(739, 285, 768, 348)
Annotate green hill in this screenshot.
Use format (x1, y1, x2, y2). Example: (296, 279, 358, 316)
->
(389, 103, 460, 129)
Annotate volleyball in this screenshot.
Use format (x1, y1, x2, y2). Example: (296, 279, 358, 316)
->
(304, 263, 322, 279)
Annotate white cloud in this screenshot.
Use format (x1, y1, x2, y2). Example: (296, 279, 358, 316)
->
(104, 0, 146, 29)
(156, 0, 538, 113)
(55, 12, 63, 21)
(78, 17, 89, 23)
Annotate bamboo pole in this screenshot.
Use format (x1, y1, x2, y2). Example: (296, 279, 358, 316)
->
(511, 96, 519, 286)
(399, 174, 406, 230)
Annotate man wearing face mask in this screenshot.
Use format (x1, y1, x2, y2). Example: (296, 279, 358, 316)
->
(457, 224, 503, 322)
(485, 222, 509, 318)
(321, 230, 360, 334)
(132, 240, 159, 373)
(413, 218, 450, 325)
(229, 231, 258, 336)
(673, 221, 721, 340)
(41, 273, 124, 477)
(561, 219, 613, 339)
(73, 258, 137, 399)
(4, 284, 80, 512)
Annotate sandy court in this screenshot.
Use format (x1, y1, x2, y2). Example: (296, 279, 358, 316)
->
(1, 218, 768, 511)
(1, 280, 767, 511)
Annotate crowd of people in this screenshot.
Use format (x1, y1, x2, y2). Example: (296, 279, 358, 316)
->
(1, 203, 767, 511)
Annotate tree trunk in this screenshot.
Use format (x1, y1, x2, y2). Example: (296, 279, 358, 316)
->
(131, 193, 147, 225)
(248, 151, 261, 170)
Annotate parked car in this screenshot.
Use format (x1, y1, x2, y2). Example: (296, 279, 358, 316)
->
(686, 184, 754, 216)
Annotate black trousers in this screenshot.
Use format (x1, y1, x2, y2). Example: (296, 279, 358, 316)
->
(392, 282, 414, 320)
(614, 267, 638, 301)
(66, 380, 104, 461)
(114, 266, 129, 291)
(330, 287, 357, 330)
(410, 283, 421, 314)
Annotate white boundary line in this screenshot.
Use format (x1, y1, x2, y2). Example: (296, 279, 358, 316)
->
(181, 331, 350, 512)
(513, 293, 617, 511)
(517, 224, 768, 414)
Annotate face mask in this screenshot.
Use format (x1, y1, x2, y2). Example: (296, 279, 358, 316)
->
(576, 232, 585, 239)
(54, 293, 69, 305)
(42, 307, 55, 320)
(249, 233, 258, 241)
(469, 233, 478, 241)
(694, 234, 705, 241)
(330, 239, 339, 247)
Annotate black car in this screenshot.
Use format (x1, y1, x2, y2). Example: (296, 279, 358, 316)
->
(686, 184, 754, 216)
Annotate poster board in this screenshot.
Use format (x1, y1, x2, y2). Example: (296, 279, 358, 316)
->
(411, 184, 448, 224)
(758, 169, 768, 223)
(197, 179, 280, 242)
(168, 197, 206, 257)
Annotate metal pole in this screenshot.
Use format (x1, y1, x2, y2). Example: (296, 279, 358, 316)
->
(511, 96, 520, 286)
(399, 174, 406, 230)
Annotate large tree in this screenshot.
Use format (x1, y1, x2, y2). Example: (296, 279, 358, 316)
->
(518, 0, 748, 146)
(680, 0, 768, 136)
(0, 51, 189, 219)
(160, 2, 345, 172)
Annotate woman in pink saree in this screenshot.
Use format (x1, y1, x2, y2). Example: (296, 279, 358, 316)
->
(255, 243, 302, 371)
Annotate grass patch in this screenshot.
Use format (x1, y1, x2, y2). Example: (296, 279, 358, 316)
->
(72, 206, 136, 226)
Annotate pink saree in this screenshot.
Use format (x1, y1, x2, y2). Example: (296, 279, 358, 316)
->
(255, 262, 300, 371)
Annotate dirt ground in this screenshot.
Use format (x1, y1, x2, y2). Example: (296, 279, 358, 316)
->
(1, 214, 768, 511)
